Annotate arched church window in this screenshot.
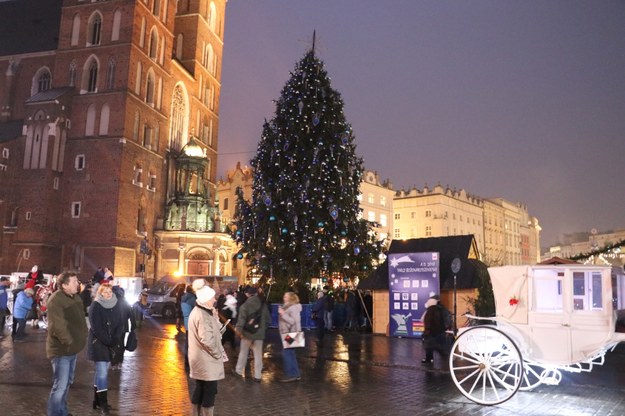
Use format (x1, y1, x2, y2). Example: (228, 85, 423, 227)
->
(169, 84, 188, 151)
(88, 13, 102, 46)
(37, 70, 51, 93)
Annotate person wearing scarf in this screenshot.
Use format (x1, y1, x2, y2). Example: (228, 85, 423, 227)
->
(187, 285, 224, 416)
(87, 283, 125, 415)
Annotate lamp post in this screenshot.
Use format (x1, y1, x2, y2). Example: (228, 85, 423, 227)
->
(451, 257, 461, 337)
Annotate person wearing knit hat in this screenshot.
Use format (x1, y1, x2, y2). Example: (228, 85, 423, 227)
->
(187, 284, 224, 416)
(192, 278, 206, 292)
(422, 296, 447, 365)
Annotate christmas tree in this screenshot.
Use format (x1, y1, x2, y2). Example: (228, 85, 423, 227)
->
(231, 45, 383, 286)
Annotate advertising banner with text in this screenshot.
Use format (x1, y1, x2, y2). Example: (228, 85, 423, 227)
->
(388, 252, 440, 338)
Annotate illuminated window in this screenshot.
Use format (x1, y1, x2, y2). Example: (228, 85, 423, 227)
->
(71, 202, 82, 218)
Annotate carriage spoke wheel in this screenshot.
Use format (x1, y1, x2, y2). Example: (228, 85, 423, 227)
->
(519, 362, 545, 391)
(449, 326, 523, 405)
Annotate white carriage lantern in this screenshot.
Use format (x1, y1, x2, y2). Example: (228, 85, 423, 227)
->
(449, 264, 625, 405)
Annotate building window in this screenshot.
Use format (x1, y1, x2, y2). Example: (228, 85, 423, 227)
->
(175, 33, 183, 60)
(425, 210, 431, 218)
(380, 214, 387, 227)
(133, 165, 143, 186)
(88, 13, 102, 46)
(106, 57, 115, 89)
(71, 14, 80, 46)
(152, 0, 161, 17)
(410, 211, 415, 219)
(111, 9, 121, 41)
(394, 213, 400, 220)
(207, 1, 217, 32)
(71, 202, 82, 218)
(425, 225, 432, 236)
(147, 173, 157, 191)
(367, 193, 374, 204)
(145, 71, 155, 104)
(394, 228, 401, 239)
(86, 60, 98, 92)
(38, 71, 51, 93)
(133, 111, 140, 140)
(148, 28, 158, 60)
(25, 211, 32, 221)
(85, 104, 96, 136)
(139, 17, 146, 47)
(380, 196, 386, 207)
(368, 211, 375, 222)
(223, 197, 229, 211)
(69, 61, 77, 86)
(99, 104, 110, 136)
(22, 249, 31, 260)
(2, 148, 8, 159)
(75, 154, 85, 170)
(53, 177, 59, 190)
(143, 124, 152, 149)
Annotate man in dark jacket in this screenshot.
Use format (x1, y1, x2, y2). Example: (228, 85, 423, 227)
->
(233, 287, 271, 382)
(46, 272, 88, 416)
(421, 297, 448, 365)
(311, 292, 326, 344)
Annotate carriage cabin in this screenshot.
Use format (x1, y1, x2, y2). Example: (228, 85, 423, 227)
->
(489, 264, 625, 366)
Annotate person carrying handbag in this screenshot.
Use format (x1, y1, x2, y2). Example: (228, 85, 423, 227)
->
(278, 291, 303, 383)
(87, 283, 125, 415)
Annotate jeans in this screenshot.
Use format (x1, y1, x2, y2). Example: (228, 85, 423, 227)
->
(235, 338, 264, 379)
(12, 318, 26, 338)
(281, 347, 300, 378)
(324, 311, 333, 330)
(47, 354, 77, 416)
(94, 361, 109, 390)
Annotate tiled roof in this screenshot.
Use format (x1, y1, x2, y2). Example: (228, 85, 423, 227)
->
(0, 120, 24, 143)
(25, 87, 73, 104)
(0, 0, 63, 56)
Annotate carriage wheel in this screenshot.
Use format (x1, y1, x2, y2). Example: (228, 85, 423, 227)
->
(519, 362, 544, 391)
(449, 326, 523, 405)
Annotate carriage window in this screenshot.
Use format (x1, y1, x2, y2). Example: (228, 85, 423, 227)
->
(573, 271, 602, 311)
(533, 270, 563, 312)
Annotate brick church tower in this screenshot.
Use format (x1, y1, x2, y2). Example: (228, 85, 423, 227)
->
(0, 0, 234, 280)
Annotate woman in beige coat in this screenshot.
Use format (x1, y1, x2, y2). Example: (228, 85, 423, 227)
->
(188, 285, 225, 416)
(278, 291, 303, 382)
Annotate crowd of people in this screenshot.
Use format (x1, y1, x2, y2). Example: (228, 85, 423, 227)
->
(1, 266, 435, 416)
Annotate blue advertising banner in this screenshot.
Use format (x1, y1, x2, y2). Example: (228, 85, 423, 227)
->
(388, 252, 440, 338)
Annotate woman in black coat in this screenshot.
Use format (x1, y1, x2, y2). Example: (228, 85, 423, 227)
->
(88, 283, 125, 415)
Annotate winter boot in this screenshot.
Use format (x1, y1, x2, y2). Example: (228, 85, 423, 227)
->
(96, 390, 111, 415)
(200, 406, 214, 416)
(92, 386, 100, 409)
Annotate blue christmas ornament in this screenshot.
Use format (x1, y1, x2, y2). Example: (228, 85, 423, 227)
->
(329, 206, 339, 220)
(263, 195, 272, 206)
(354, 246, 361, 255)
(269, 215, 276, 221)
(341, 135, 349, 145)
(312, 114, 320, 126)
(281, 227, 288, 235)
(341, 230, 347, 236)
(317, 221, 324, 228)
(237, 253, 243, 259)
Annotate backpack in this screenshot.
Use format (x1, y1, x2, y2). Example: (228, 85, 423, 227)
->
(242, 302, 264, 333)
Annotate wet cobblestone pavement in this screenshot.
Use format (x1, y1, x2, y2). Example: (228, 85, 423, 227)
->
(1, 318, 625, 415)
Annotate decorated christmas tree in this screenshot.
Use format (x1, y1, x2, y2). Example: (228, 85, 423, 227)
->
(231, 44, 383, 286)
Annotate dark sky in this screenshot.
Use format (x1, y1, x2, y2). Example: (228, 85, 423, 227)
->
(216, 1, 625, 248)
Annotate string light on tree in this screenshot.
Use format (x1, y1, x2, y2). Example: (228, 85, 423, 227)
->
(231, 37, 383, 285)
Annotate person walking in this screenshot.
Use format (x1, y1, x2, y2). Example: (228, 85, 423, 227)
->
(323, 290, 335, 332)
(12, 287, 34, 341)
(421, 297, 447, 365)
(233, 286, 270, 382)
(188, 285, 224, 416)
(278, 291, 302, 382)
(46, 272, 88, 416)
(88, 283, 125, 414)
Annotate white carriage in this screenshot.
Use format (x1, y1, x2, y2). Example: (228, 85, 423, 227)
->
(449, 264, 625, 405)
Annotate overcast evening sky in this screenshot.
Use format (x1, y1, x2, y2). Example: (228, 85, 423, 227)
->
(216, 1, 625, 248)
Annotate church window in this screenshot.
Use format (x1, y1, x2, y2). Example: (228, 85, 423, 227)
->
(106, 57, 115, 89)
(133, 165, 143, 186)
(175, 34, 183, 60)
(169, 84, 188, 151)
(148, 28, 158, 60)
(69, 61, 77, 86)
(85, 104, 96, 136)
(99, 104, 110, 136)
(145, 70, 155, 104)
(71, 14, 80, 46)
(38, 70, 51, 93)
(75, 155, 85, 170)
(88, 13, 102, 46)
(71, 202, 82, 218)
(111, 10, 121, 41)
(153, 0, 161, 17)
(207, 2, 217, 32)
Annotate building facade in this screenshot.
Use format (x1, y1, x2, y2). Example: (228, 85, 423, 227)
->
(545, 228, 625, 266)
(392, 185, 541, 266)
(393, 184, 485, 255)
(358, 170, 394, 245)
(0, 0, 233, 280)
